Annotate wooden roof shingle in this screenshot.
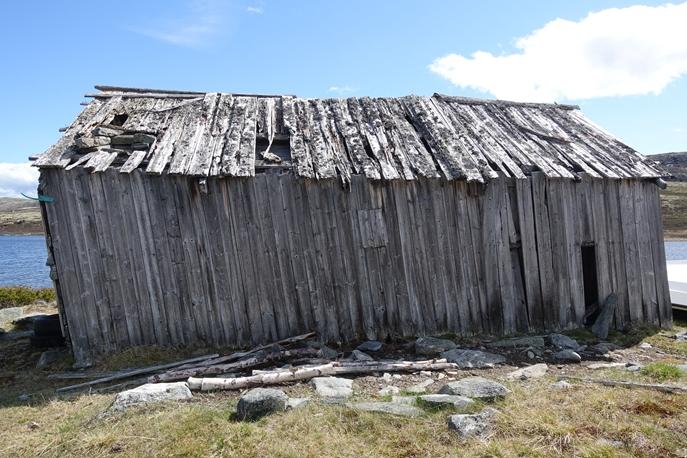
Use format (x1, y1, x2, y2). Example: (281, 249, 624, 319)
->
(34, 86, 663, 182)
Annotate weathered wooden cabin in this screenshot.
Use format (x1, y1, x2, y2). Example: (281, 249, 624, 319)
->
(34, 86, 670, 365)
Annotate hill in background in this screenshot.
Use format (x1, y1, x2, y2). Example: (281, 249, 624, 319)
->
(0, 198, 42, 235)
(651, 151, 687, 181)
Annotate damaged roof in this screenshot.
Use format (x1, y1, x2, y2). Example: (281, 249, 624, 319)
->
(33, 85, 662, 182)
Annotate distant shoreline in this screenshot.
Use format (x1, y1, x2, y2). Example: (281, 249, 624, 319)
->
(0, 224, 44, 236)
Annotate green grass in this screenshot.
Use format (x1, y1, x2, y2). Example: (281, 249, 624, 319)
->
(0, 286, 55, 308)
(640, 363, 684, 381)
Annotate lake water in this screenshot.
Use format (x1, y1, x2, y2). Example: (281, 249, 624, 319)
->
(0, 235, 50, 288)
(0, 235, 686, 289)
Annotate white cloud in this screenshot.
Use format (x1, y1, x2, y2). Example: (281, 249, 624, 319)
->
(429, 2, 687, 101)
(328, 85, 357, 95)
(0, 163, 39, 198)
(246, 6, 263, 14)
(133, 0, 226, 48)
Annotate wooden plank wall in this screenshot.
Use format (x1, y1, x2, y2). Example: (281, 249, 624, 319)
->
(40, 169, 672, 364)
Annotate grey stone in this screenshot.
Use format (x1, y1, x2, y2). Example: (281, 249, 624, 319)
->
(378, 386, 400, 396)
(677, 364, 687, 375)
(317, 345, 339, 360)
(415, 336, 457, 355)
(549, 333, 580, 350)
(638, 342, 652, 350)
(111, 382, 192, 411)
(405, 379, 434, 394)
(448, 408, 499, 439)
(439, 377, 509, 400)
(36, 349, 68, 369)
(553, 349, 582, 363)
(348, 402, 424, 417)
(236, 388, 288, 420)
(286, 397, 310, 410)
(311, 377, 353, 401)
(551, 380, 572, 389)
(0, 307, 23, 325)
(419, 394, 474, 410)
(592, 293, 617, 339)
(441, 349, 506, 369)
(507, 363, 548, 380)
(356, 341, 383, 352)
(486, 336, 545, 349)
(391, 396, 417, 406)
(350, 349, 373, 361)
(626, 364, 641, 372)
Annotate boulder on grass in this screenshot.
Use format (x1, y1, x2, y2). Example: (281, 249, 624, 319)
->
(110, 382, 192, 411)
(448, 407, 499, 439)
(506, 363, 548, 380)
(415, 336, 457, 355)
(311, 376, 353, 402)
(236, 388, 288, 420)
(549, 334, 580, 350)
(439, 377, 509, 400)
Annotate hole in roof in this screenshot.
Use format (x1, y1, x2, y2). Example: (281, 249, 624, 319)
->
(256, 135, 291, 163)
(110, 113, 129, 127)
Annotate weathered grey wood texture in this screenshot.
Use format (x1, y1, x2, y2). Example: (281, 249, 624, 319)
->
(41, 168, 671, 364)
(34, 90, 663, 182)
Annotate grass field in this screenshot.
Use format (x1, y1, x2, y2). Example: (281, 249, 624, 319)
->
(661, 181, 687, 240)
(1, 313, 686, 457)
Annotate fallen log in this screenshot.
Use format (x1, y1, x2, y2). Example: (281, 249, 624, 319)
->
(332, 359, 458, 375)
(149, 347, 319, 382)
(56, 354, 219, 393)
(189, 363, 338, 391)
(560, 376, 687, 394)
(188, 359, 459, 391)
(158, 332, 317, 374)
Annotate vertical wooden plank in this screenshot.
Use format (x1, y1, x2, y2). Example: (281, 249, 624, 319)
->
(41, 170, 93, 364)
(531, 173, 557, 329)
(61, 169, 107, 352)
(391, 180, 426, 336)
(515, 179, 543, 330)
(618, 180, 643, 323)
(88, 171, 129, 348)
(634, 182, 659, 326)
(278, 175, 316, 333)
(264, 173, 302, 337)
(481, 178, 504, 335)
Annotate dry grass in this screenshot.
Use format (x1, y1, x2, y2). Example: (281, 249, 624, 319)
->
(1, 308, 686, 457)
(1, 377, 686, 457)
(661, 181, 687, 240)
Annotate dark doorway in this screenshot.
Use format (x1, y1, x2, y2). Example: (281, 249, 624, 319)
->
(581, 244, 599, 311)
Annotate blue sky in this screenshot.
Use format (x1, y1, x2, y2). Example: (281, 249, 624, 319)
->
(0, 0, 686, 195)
